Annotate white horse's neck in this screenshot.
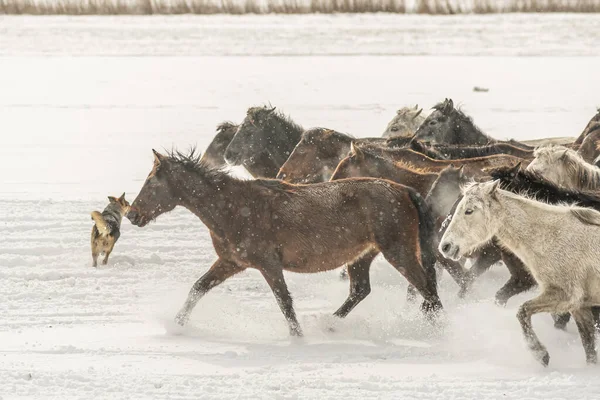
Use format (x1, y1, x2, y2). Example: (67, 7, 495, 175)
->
(491, 191, 568, 271)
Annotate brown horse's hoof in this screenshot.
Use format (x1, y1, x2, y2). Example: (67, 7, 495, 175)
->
(421, 299, 444, 324)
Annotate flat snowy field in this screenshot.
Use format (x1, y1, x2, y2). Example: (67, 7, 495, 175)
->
(1, 14, 600, 399)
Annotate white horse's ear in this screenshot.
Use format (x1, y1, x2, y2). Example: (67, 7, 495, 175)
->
(560, 149, 569, 160)
(412, 108, 423, 120)
(488, 180, 500, 198)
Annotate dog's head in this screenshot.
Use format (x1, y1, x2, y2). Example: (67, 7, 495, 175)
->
(108, 193, 130, 216)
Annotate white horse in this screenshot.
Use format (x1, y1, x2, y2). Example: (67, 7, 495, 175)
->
(439, 181, 600, 366)
(382, 104, 426, 138)
(526, 145, 600, 191)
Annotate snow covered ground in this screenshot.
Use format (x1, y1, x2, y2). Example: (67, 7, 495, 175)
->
(1, 14, 600, 399)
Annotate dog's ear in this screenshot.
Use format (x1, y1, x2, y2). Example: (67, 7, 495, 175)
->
(108, 196, 118, 203)
(118, 192, 126, 203)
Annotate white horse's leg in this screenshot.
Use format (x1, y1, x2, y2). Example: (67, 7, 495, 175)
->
(571, 307, 597, 364)
(516, 288, 569, 366)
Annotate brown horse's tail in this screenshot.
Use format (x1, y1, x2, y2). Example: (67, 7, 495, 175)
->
(407, 189, 438, 288)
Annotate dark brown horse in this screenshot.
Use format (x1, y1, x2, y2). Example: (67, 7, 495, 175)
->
(577, 122, 600, 164)
(574, 108, 600, 145)
(276, 128, 413, 184)
(409, 140, 534, 160)
(200, 122, 280, 178)
(200, 122, 238, 169)
(224, 105, 304, 178)
(127, 149, 443, 336)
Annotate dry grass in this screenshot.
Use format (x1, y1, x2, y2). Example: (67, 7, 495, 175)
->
(0, 0, 599, 14)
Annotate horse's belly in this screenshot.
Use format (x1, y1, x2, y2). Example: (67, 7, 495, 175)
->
(281, 242, 374, 273)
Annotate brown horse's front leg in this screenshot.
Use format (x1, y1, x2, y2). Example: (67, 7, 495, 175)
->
(175, 259, 245, 326)
(333, 250, 378, 318)
(260, 267, 302, 336)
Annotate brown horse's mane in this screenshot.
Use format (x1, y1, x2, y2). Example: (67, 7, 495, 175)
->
(167, 147, 296, 193)
(393, 159, 434, 174)
(358, 146, 433, 174)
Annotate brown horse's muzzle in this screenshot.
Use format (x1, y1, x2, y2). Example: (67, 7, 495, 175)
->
(126, 207, 146, 227)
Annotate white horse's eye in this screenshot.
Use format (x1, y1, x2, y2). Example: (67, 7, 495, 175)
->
(465, 209, 474, 215)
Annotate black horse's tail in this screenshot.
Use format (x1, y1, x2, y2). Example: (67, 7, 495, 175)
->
(407, 188, 439, 290)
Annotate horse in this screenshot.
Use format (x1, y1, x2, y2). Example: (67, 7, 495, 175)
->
(409, 140, 534, 160)
(331, 143, 439, 197)
(413, 98, 532, 150)
(382, 105, 425, 138)
(200, 122, 238, 169)
(576, 122, 600, 164)
(127, 148, 443, 336)
(358, 146, 524, 177)
(440, 181, 600, 366)
(526, 145, 600, 191)
(574, 108, 600, 145)
(276, 128, 413, 184)
(224, 105, 304, 178)
(330, 145, 468, 292)
(200, 122, 280, 178)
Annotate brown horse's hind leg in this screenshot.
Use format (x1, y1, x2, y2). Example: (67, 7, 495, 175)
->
(380, 243, 441, 315)
(571, 307, 597, 364)
(459, 243, 502, 298)
(495, 251, 536, 306)
(333, 250, 378, 318)
(175, 259, 245, 326)
(260, 267, 302, 336)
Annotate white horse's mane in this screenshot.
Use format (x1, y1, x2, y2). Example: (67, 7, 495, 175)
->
(533, 145, 600, 189)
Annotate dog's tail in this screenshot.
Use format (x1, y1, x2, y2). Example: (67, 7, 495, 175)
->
(91, 211, 110, 236)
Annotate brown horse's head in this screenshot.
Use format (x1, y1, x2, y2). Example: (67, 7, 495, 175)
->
(425, 164, 467, 219)
(200, 122, 238, 168)
(277, 128, 351, 183)
(127, 150, 179, 227)
(329, 142, 368, 181)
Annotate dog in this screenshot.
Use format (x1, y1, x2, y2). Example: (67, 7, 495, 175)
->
(91, 193, 130, 267)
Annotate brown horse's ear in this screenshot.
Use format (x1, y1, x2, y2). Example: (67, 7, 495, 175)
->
(510, 162, 522, 174)
(152, 149, 166, 166)
(108, 196, 118, 203)
(412, 108, 423, 120)
(442, 99, 454, 115)
(322, 129, 334, 138)
(350, 142, 365, 162)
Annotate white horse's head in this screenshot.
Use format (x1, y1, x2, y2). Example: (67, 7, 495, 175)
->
(526, 145, 572, 188)
(438, 181, 501, 261)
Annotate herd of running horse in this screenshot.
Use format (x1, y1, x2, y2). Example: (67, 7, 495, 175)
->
(125, 98, 600, 366)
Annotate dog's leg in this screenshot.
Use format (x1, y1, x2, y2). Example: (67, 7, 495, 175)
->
(102, 241, 116, 265)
